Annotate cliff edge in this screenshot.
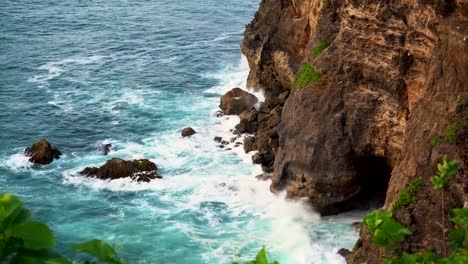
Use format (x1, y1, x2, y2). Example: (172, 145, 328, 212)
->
(241, 0, 467, 262)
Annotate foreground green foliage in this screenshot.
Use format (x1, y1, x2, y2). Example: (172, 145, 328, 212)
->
(363, 210, 411, 249)
(292, 63, 321, 89)
(362, 155, 466, 263)
(444, 122, 459, 142)
(382, 208, 468, 264)
(392, 178, 423, 211)
(0, 193, 126, 264)
(233, 247, 279, 264)
(431, 156, 458, 189)
(449, 208, 468, 256)
(312, 39, 331, 58)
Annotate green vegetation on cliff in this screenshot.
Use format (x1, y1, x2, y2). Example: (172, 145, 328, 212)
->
(445, 122, 459, 142)
(361, 156, 467, 263)
(293, 62, 321, 89)
(312, 39, 331, 58)
(392, 178, 423, 211)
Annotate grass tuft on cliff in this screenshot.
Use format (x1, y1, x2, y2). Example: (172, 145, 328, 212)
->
(392, 178, 423, 211)
(444, 122, 459, 142)
(293, 63, 321, 90)
(312, 39, 332, 58)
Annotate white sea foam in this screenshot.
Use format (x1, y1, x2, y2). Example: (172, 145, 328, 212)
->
(57, 56, 353, 264)
(2, 153, 33, 172)
(28, 55, 104, 84)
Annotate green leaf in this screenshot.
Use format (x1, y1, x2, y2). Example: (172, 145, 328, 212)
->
(11, 221, 56, 250)
(255, 247, 269, 264)
(0, 193, 23, 223)
(70, 239, 117, 263)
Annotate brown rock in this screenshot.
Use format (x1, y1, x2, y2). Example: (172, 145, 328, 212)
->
(267, 106, 282, 128)
(219, 88, 258, 115)
(80, 158, 161, 182)
(24, 139, 62, 165)
(243, 136, 256, 153)
(213, 136, 222, 143)
(181, 127, 196, 137)
(236, 108, 259, 134)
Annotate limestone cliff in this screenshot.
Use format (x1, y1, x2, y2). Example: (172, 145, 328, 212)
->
(240, 0, 467, 262)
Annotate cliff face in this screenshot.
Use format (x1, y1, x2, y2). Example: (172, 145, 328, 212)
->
(241, 0, 467, 261)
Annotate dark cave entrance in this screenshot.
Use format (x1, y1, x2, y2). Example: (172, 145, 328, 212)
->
(327, 155, 393, 214)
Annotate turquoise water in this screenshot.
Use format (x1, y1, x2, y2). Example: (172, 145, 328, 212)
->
(0, 1, 360, 263)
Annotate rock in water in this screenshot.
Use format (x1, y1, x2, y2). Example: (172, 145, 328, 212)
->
(181, 127, 196, 137)
(219, 88, 258, 115)
(24, 139, 62, 165)
(100, 143, 113, 155)
(80, 158, 161, 182)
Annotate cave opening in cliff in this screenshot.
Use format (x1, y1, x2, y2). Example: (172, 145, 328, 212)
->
(331, 155, 393, 213)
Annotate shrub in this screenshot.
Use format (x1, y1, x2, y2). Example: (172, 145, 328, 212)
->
(293, 63, 321, 89)
(382, 208, 468, 264)
(363, 210, 411, 249)
(312, 39, 332, 58)
(431, 155, 458, 189)
(392, 178, 423, 211)
(445, 122, 459, 142)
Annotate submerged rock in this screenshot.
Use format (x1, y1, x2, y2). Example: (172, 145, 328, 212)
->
(80, 158, 161, 182)
(100, 143, 113, 155)
(219, 88, 258, 115)
(24, 139, 62, 165)
(181, 127, 196, 137)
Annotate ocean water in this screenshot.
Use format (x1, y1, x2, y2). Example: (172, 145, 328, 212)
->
(0, 0, 361, 263)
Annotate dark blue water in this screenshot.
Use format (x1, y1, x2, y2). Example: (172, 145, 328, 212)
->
(0, 1, 359, 263)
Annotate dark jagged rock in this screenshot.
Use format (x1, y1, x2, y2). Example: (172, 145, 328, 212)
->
(24, 139, 62, 165)
(235, 108, 259, 134)
(243, 136, 256, 153)
(213, 136, 222, 143)
(181, 127, 196, 137)
(219, 88, 258, 115)
(80, 158, 161, 182)
(100, 143, 112, 156)
(337, 248, 351, 258)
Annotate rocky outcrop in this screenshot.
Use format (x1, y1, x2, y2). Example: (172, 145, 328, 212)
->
(219, 88, 258, 115)
(80, 158, 161, 182)
(242, 0, 467, 261)
(24, 139, 62, 165)
(181, 127, 196, 137)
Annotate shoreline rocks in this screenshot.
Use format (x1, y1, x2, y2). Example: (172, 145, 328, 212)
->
(219, 88, 258, 115)
(24, 139, 62, 165)
(80, 158, 161, 182)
